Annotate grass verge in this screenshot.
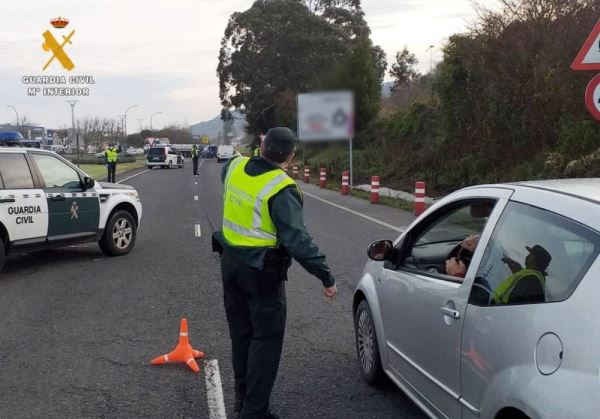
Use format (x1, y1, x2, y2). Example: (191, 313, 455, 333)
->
(78, 159, 147, 180)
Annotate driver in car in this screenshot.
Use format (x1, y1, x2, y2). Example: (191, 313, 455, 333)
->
(446, 235, 480, 279)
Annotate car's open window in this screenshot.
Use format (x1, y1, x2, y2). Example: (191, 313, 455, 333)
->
(397, 199, 497, 281)
(31, 153, 81, 190)
(468, 201, 600, 306)
(0, 154, 35, 189)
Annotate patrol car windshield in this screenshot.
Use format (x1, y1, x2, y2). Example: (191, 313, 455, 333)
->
(148, 148, 166, 156)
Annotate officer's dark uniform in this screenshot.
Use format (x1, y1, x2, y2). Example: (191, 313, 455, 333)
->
(213, 128, 335, 419)
(192, 145, 200, 175)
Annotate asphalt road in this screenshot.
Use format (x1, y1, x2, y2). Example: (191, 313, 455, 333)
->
(0, 159, 425, 419)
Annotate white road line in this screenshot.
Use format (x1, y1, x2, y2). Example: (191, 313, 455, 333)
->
(198, 159, 206, 169)
(195, 182, 198, 185)
(195, 224, 202, 237)
(205, 359, 227, 419)
(117, 169, 151, 184)
(194, 195, 199, 201)
(302, 190, 405, 233)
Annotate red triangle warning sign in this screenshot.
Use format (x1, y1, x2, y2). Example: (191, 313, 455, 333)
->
(572, 19, 600, 71)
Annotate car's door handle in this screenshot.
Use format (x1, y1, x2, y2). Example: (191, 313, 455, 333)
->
(0, 198, 16, 203)
(440, 306, 460, 319)
(50, 194, 65, 201)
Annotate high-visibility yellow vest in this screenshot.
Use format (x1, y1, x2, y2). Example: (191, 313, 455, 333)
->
(253, 148, 260, 156)
(491, 269, 546, 304)
(222, 157, 298, 248)
(192, 148, 199, 158)
(106, 147, 118, 163)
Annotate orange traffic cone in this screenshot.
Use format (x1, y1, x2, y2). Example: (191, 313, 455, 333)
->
(150, 318, 205, 373)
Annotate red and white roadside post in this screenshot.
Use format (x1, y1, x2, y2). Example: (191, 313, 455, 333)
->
(319, 168, 327, 188)
(292, 166, 299, 179)
(370, 176, 380, 204)
(415, 181, 426, 216)
(341, 171, 350, 195)
(304, 166, 310, 183)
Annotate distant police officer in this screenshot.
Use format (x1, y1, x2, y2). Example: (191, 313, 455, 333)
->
(253, 146, 260, 157)
(213, 127, 337, 419)
(192, 144, 200, 175)
(104, 143, 121, 183)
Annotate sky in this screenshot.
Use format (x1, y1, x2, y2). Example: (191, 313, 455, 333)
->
(0, 0, 495, 132)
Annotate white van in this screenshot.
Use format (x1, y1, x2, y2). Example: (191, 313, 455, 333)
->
(216, 145, 235, 163)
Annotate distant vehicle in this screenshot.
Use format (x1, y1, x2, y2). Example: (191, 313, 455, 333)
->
(0, 147, 143, 272)
(216, 145, 234, 163)
(201, 145, 218, 158)
(353, 179, 600, 419)
(0, 131, 24, 147)
(146, 146, 185, 169)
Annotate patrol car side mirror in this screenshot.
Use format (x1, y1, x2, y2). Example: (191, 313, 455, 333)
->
(368, 240, 394, 261)
(82, 177, 95, 190)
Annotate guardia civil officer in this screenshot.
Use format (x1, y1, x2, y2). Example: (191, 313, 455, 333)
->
(192, 144, 200, 175)
(104, 142, 121, 183)
(213, 127, 337, 419)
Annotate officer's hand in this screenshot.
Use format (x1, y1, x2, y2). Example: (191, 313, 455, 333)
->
(323, 284, 337, 302)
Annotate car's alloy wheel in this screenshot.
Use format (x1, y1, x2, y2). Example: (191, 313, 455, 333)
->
(99, 210, 137, 256)
(112, 218, 133, 250)
(355, 300, 385, 384)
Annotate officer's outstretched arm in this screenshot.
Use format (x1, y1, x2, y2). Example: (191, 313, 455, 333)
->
(270, 187, 335, 289)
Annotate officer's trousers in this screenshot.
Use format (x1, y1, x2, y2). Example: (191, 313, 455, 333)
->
(221, 251, 286, 419)
(193, 158, 199, 175)
(107, 163, 117, 183)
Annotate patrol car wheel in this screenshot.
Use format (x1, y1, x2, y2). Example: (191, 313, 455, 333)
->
(99, 210, 137, 257)
(355, 300, 385, 385)
(179, 160, 184, 169)
(168, 161, 173, 169)
(0, 238, 5, 273)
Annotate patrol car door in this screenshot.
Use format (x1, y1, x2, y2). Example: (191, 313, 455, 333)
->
(0, 152, 48, 244)
(29, 153, 100, 241)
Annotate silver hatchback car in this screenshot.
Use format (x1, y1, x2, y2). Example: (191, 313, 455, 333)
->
(353, 179, 600, 419)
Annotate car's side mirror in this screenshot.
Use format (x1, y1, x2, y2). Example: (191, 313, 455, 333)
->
(367, 240, 394, 261)
(82, 176, 95, 190)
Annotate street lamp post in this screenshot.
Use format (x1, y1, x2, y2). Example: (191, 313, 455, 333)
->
(6, 105, 19, 130)
(138, 118, 144, 132)
(67, 100, 79, 166)
(426, 45, 435, 73)
(150, 111, 162, 133)
(123, 104, 138, 139)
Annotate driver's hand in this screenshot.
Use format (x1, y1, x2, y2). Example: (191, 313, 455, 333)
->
(446, 258, 466, 279)
(461, 235, 480, 252)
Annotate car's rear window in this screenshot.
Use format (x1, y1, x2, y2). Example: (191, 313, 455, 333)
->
(471, 202, 600, 305)
(0, 154, 35, 189)
(148, 148, 166, 156)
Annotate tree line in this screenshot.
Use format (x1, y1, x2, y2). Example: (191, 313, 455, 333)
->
(218, 0, 600, 192)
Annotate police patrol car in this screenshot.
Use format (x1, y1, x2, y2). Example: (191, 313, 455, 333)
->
(0, 147, 142, 272)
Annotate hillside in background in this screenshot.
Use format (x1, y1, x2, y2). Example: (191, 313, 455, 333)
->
(190, 111, 248, 140)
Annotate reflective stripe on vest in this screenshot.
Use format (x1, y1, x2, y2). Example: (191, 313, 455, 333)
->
(222, 157, 298, 248)
(491, 269, 546, 304)
(106, 148, 118, 163)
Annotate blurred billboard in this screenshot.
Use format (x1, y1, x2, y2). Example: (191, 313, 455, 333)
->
(297, 91, 354, 141)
